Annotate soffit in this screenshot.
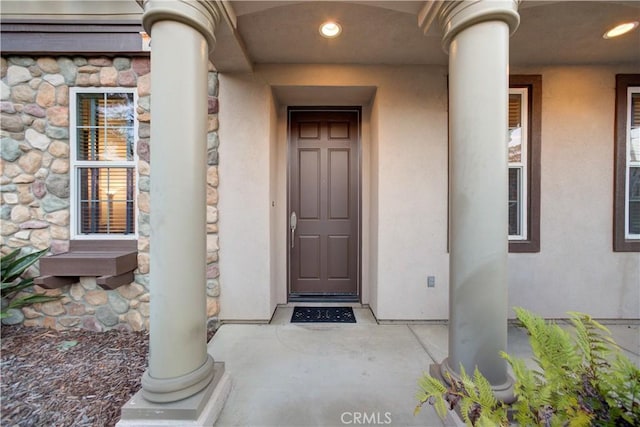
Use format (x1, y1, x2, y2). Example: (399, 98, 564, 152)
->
(226, 0, 640, 68)
(231, 1, 445, 65)
(1, 1, 637, 70)
(512, 1, 640, 65)
(0, 0, 143, 20)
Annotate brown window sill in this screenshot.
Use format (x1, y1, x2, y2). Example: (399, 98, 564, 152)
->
(35, 240, 137, 290)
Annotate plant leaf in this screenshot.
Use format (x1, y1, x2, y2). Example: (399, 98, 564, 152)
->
(1, 278, 35, 299)
(2, 248, 48, 283)
(0, 249, 22, 269)
(6, 294, 61, 310)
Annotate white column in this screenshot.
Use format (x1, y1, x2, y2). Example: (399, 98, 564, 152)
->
(140, 0, 221, 403)
(422, 0, 520, 400)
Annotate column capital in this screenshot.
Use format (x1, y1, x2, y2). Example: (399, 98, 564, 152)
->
(138, 0, 222, 56)
(419, 0, 520, 52)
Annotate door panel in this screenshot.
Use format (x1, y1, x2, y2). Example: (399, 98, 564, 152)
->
(327, 235, 350, 279)
(328, 149, 350, 219)
(289, 110, 359, 297)
(299, 235, 321, 279)
(299, 149, 320, 219)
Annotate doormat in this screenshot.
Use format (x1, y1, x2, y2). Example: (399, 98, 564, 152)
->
(291, 306, 356, 323)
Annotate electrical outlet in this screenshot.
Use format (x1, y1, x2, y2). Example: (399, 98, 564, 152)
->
(427, 276, 435, 288)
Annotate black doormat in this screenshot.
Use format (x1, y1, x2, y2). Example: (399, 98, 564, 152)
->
(291, 306, 356, 323)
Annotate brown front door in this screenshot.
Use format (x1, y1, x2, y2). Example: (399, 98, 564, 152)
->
(288, 109, 360, 299)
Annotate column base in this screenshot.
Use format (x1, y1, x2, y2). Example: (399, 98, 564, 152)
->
(431, 358, 516, 404)
(142, 354, 216, 403)
(117, 362, 231, 426)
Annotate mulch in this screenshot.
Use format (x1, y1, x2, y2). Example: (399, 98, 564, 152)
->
(1, 324, 216, 427)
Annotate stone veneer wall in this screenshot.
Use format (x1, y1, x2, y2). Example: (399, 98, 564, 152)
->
(0, 55, 220, 331)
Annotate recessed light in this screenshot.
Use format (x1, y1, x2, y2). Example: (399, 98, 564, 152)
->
(320, 21, 342, 38)
(603, 21, 639, 39)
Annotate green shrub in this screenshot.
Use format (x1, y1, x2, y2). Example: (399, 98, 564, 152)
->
(415, 308, 640, 426)
(1, 248, 60, 319)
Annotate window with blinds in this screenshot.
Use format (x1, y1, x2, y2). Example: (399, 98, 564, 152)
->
(71, 90, 137, 237)
(508, 88, 528, 239)
(627, 89, 640, 238)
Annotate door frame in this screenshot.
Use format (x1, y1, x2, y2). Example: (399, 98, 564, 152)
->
(287, 106, 362, 302)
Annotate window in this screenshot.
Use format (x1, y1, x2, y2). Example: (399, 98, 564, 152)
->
(614, 75, 640, 251)
(628, 91, 640, 237)
(509, 76, 541, 252)
(70, 88, 137, 238)
(508, 88, 528, 239)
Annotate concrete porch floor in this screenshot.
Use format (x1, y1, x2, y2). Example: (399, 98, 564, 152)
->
(207, 307, 640, 427)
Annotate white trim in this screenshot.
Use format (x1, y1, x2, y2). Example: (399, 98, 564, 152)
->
(625, 86, 640, 240)
(508, 87, 528, 241)
(69, 87, 139, 240)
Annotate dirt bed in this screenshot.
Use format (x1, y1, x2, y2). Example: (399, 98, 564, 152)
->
(1, 325, 216, 427)
(1, 325, 148, 426)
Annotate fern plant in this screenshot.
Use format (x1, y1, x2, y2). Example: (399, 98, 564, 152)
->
(1, 247, 60, 319)
(415, 307, 640, 426)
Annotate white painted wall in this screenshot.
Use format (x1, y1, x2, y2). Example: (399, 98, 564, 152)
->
(219, 64, 640, 322)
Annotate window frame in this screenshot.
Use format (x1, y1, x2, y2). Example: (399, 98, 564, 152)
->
(69, 87, 138, 240)
(509, 75, 542, 253)
(614, 74, 640, 252)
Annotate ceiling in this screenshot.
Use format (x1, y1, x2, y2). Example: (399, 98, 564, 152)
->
(215, 0, 640, 71)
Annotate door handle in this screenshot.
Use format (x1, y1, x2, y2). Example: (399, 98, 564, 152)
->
(290, 211, 297, 248)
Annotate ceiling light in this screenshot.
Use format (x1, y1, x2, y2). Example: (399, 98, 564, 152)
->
(603, 21, 639, 39)
(320, 21, 342, 38)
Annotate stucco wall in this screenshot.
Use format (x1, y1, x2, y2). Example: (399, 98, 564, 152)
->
(367, 67, 449, 320)
(218, 63, 639, 322)
(368, 94, 381, 316)
(360, 104, 372, 306)
(508, 65, 640, 318)
(219, 65, 451, 321)
(268, 92, 281, 313)
(218, 73, 274, 320)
